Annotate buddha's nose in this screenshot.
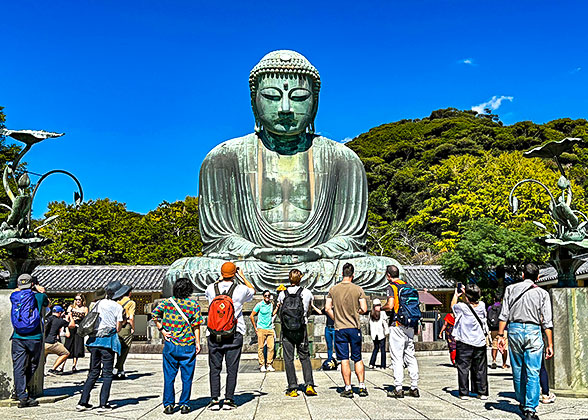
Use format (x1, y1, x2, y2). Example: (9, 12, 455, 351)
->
(279, 95, 292, 114)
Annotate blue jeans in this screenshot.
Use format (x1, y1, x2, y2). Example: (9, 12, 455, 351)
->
(163, 341, 196, 407)
(80, 347, 115, 407)
(325, 326, 335, 361)
(11, 338, 42, 401)
(508, 323, 543, 412)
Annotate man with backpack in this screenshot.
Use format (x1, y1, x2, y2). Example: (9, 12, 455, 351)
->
(277, 269, 317, 397)
(325, 263, 368, 398)
(382, 264, 421, 398)
(497, 263, 553, 420)
(487, 291, 509, 369)
(10, 273, 49, 408)
(205, 262, 255, 411)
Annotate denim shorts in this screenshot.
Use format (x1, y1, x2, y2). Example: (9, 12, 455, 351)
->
(335, 328, 362, 362)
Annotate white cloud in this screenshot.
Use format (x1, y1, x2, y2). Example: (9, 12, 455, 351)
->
(471, 95, 513, 114)
(459, 58, 475, 65)
(570, 67, 582, 74)
(340, 137, 353, 144)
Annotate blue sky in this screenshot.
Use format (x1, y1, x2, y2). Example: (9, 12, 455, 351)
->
(1, 0, 586, 218)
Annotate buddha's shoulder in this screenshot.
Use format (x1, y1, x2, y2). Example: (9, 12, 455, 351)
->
(313, 136, 361, 160)
(204, 133, 258, 160)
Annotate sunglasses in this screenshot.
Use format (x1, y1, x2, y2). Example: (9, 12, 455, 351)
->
(263, 295, 270, 298)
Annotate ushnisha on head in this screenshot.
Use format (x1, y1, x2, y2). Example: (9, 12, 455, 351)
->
(250, 50, 321, 138)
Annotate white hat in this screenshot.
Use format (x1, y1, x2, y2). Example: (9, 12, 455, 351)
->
(373, 298, 382, 306)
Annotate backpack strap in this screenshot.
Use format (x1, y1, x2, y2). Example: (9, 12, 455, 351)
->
(465, 302, 489, 337)
(294, 287, 303, 298)
(214, 281, 237, 298)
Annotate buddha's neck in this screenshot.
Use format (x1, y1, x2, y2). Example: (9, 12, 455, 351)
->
(258, 130, 313, 155)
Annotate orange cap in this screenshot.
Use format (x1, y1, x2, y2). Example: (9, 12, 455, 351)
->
(221, 261, 237, 278)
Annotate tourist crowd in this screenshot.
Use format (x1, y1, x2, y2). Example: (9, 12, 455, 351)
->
(9, 262, 553, 420)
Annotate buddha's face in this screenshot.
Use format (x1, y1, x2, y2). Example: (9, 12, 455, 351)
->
(255, 74, 315, 136)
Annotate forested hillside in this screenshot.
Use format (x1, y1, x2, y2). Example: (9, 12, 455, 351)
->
(346, 108, 588, 265)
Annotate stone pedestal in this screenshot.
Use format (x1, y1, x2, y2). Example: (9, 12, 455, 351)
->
(548, 287, 588, 397)
(0, 291, 14, 399)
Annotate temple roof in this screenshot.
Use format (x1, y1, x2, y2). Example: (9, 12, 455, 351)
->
(28, 264, 454, 294)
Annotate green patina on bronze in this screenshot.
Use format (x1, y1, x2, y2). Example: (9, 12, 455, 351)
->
(509, 137, 587, 287)
(165, 50, 399, 294)
(0, 129, 83, 288)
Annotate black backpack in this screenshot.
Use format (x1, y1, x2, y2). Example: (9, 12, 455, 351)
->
(280, 288, 305, 334)
(487, 303, 502, 330)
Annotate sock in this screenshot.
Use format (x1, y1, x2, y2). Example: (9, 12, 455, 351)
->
(359, 382, 365, 389)
(345, 385, 352, 391)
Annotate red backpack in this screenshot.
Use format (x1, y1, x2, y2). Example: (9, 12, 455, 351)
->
(207, 281, 237, 342)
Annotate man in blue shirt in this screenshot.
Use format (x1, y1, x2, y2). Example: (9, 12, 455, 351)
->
(11, 274, 49, 408)
(249, 290, 277, 372)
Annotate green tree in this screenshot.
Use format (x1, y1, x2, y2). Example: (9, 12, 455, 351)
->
(128, 196, 202, 264)
(38, 199, 141, 264)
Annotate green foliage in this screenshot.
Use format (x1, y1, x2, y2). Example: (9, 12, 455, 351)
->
(440, 219, 547, 284)
(38, 197, 202, 265)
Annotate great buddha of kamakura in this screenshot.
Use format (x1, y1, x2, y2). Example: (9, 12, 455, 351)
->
(163, 50, 400, 295)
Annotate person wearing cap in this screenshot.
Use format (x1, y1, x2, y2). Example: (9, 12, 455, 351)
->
(10, 273, 49, 408)
(204, 262, 255, 411)
(368, 299, 388, 369)
(114, 284, 135, 380)
(44, 305, 75, 375)
(76, 281, 125, 413)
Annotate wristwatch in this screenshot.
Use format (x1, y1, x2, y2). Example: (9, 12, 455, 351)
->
(497, 333, 504, 337)
(158, 326, 163, 332)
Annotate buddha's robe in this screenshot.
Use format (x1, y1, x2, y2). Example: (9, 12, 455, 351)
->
(164, 133, 400, 295)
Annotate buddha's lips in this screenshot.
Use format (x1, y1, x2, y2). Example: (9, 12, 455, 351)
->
(274, 116, 298, 127)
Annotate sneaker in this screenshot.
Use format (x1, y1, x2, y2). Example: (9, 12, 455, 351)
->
(477, 395, 488, 400)
(180, 405, 191, 414)
(368, 365, 375, 369)
(260, 365, 267, 372)
(524, 410, 540, 420)
(408, 388, 420, 398)
(459, 395, 470, 400)
(340, 389, 354, 398)
(163, 405, 174, 415)
(76, 402, 93, 411)
(266, 365, 275, 372)
(541, 393, 556, 404)
(387, 388, 404, 398)
(286, 389, 299, 397)
(222, 399, 237, 410)
(114, 372, 127, 380)
(358, 387, 368, 397)
(18, 398, 39, 408)
(305, 385, 318, 396)
(71, 366, 77, 373)
(47, 369, 62, 376)
(96, 404, 114, 413)
(490, 362, 497, 369)
(208, 399, 221, 411)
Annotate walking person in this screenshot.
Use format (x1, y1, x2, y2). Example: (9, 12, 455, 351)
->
(44, 305, 75, 375)
(497, 263, 554, 420)
(368, 299, 388, 369)
(382, 264, 421, 398)
(114, 285, 135, 380)
(10, 274, 49, 408)
(488, 291, 509, 369)
(277, 269, 317, 397)
(325, 263, 369, 398)
(451, 284, 489, 400)
(64, 294, 88, 372)
(76, 281, 124, 413)
(249, 290, 277, 372)
(438, 312, 456, 366)
(152, 277, 203, 415)
(205, 262, 255, 411)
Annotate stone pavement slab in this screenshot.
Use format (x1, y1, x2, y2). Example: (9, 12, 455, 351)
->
(0, 352, 585, 419)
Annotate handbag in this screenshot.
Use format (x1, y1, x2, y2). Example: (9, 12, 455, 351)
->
(77, 300, 101, 337)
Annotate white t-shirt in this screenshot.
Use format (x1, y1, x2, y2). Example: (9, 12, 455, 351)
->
(205, 281, 255, 335)
(277, 286, 314, 324)
(94, 299, 124, 334)
(452, 301, 487, 347)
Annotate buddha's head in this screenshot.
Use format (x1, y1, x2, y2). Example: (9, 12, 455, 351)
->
(250, 50, 320, 138)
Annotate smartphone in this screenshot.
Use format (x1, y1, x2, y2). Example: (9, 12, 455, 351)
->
(457, 282, 463, 293)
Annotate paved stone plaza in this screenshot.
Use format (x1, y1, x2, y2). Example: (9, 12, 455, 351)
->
(1, 352, 586, 420)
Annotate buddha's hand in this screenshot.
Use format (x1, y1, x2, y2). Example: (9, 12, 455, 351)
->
(253, 247, 322, 264)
